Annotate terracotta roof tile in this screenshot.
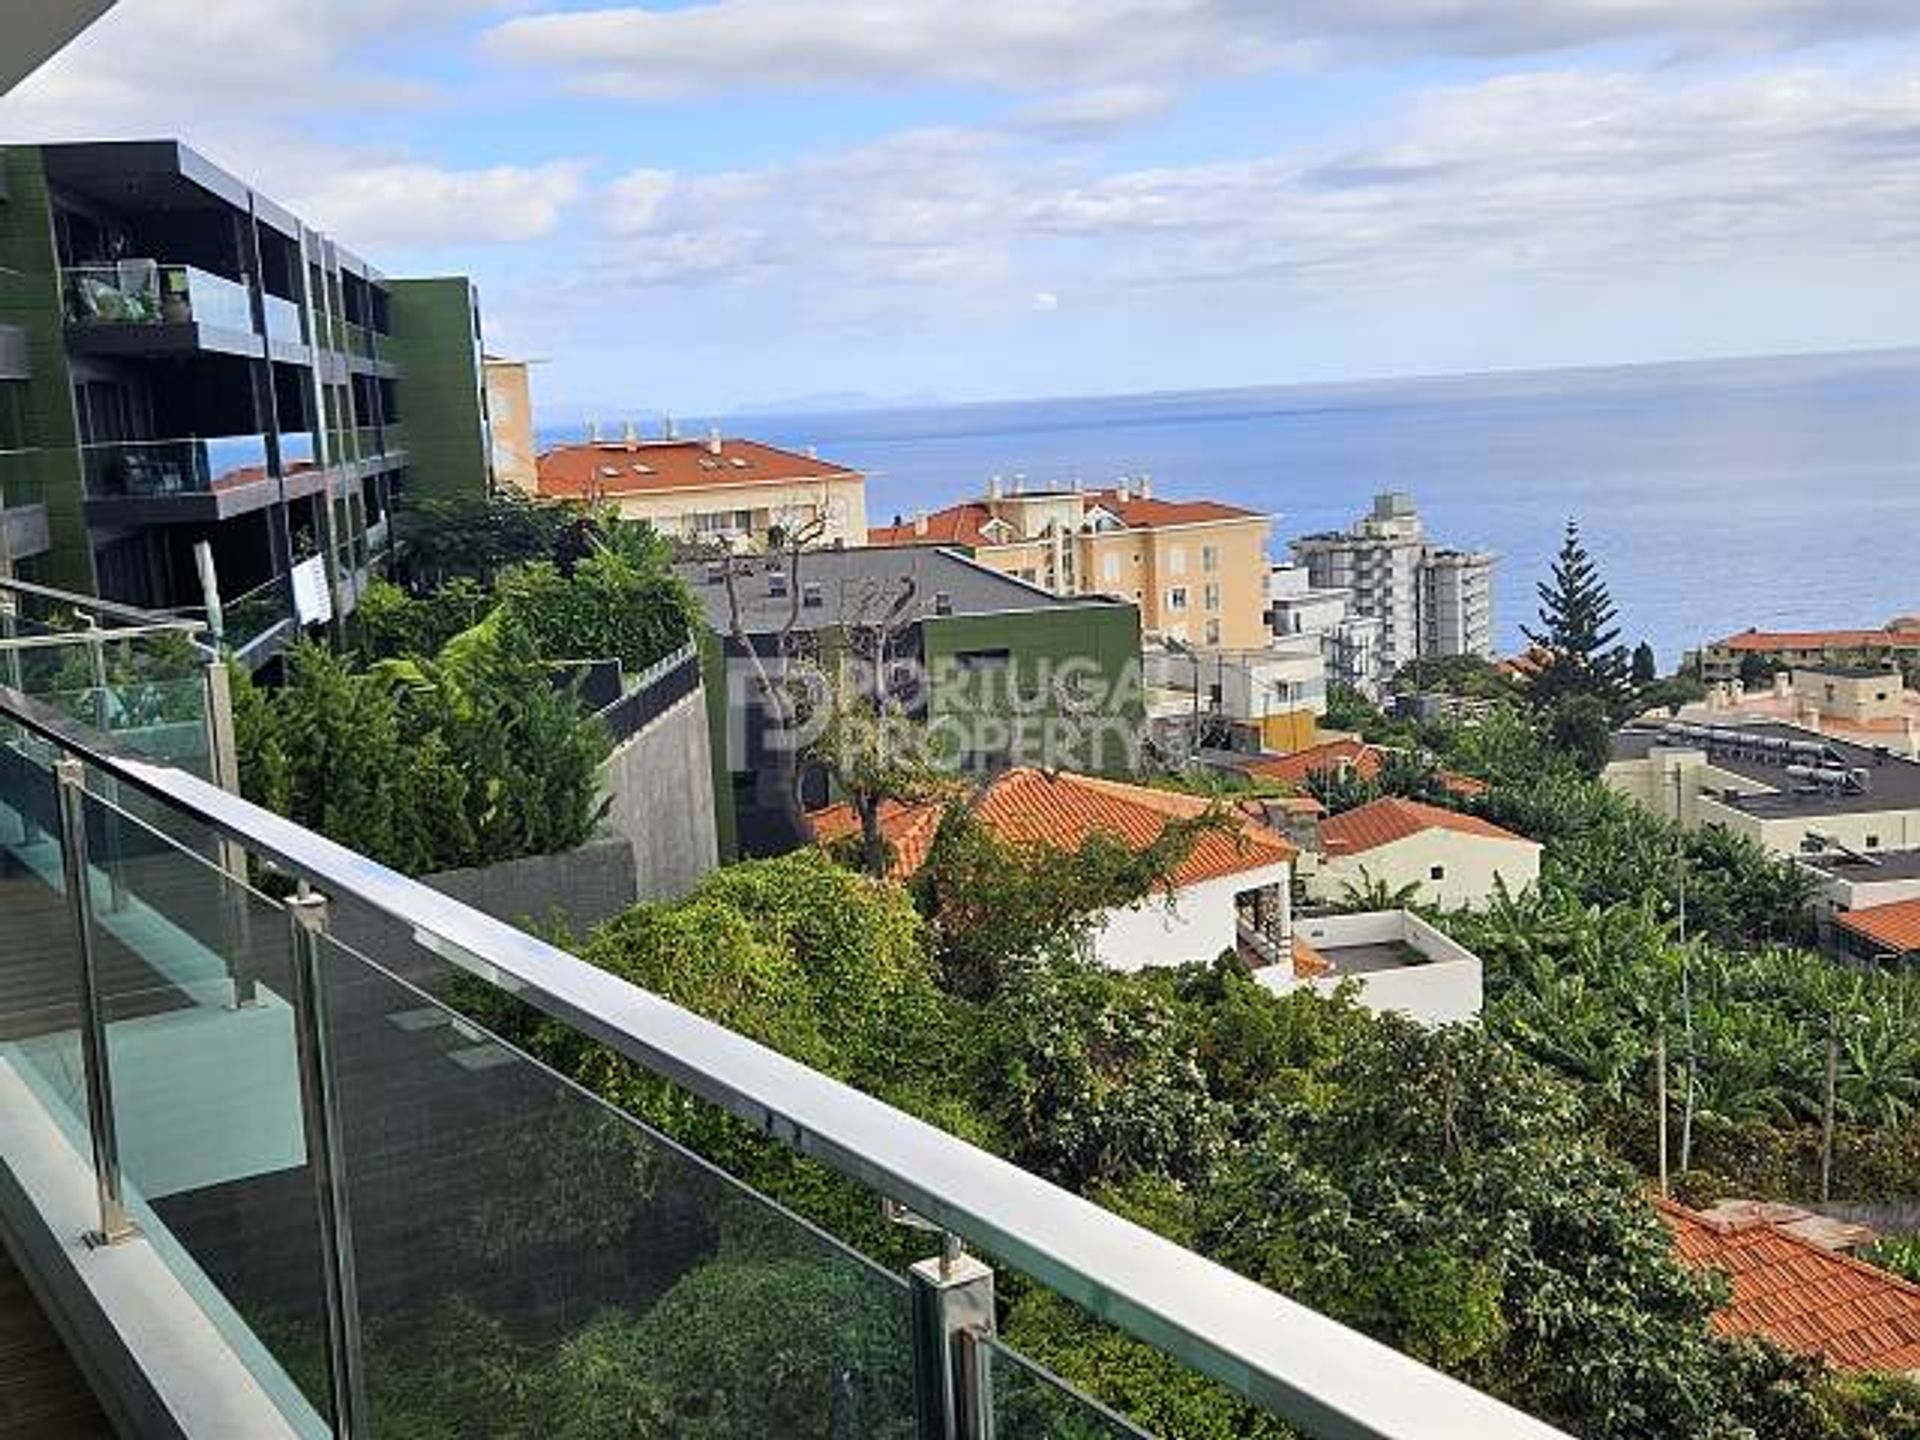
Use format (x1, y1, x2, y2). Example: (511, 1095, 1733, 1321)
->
(868, 489, 1262, 548)
(1656, 1197, 1920, 1373)
(1239, 741, 1487, 799)
(1717, 628, 1920, 654)
(537, 437, 859, 500)
(1317, 796, 1532, 857)
(810, 768, 1295, 886)
(1837, 899, 1920, 956)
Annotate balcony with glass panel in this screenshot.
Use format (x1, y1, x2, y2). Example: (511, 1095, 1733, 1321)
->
(0, 446, 52, 561)
(0, 580, 1573, 1440)
(64, 261, 261, 356)
(262, 291, 307, 350)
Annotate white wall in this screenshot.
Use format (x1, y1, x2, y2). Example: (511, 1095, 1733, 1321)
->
(1091, 862, 1289, 972)
(1309, 828, 1541, 911)
(1259, 909, 1484, 1024)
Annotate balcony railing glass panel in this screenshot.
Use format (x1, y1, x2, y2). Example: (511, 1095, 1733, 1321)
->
(78, 782, 336, 1427)
(262, 292, 306, 348)
(987, 1338, 1155, 1437)
(0, 739, 94, 1139)
(315, 927, 916, 1437)
(0, 446, 43, 508)
(81, 435, 278, 499)
(64, 261, 256, 334)
(221, 575, 292, 657)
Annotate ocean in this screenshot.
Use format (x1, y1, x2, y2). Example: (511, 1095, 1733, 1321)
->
(541, 348, 1920, 667)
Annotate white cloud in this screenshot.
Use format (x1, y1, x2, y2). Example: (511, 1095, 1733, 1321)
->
(483, 0, 1920, 98)
(550, 58, 1920, 332)
(1010, 85, 1180, 138)
(1032, 290, 1062, 312)
(292, 160, 588, 247)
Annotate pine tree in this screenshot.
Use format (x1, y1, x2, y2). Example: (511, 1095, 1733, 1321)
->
(1524, 520, 1630, 708)
(1631, 642, 1658, 689)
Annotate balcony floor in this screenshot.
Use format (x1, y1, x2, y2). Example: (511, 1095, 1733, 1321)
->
(0, 1241, 112, 1438)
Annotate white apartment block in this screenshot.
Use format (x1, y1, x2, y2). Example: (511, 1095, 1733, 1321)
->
(1266, 563, 1387, 697)
(1291, 493, 1496, 676)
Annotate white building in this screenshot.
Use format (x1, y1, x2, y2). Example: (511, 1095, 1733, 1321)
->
(808, 768, 1297, 972)
(1258, 909, 1487, 1025)
(1144, 638, 1328, 754)
(1291, 493, 1496, 676)
(1304, 796, 1541, 911)
(1267, 563, 1386, 697)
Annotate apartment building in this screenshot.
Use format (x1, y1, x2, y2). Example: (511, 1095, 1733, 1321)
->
(1696, 623, 1920, 684)
(0, 141, 493, 654)
(677, 544, 1143, 856)
(1268, 561, 1386, 695)
(869, 476, 1272, 651)
(538, 429, 867, 548)
(1292, 492, 1495, 675)
(484, 353, 538, 494)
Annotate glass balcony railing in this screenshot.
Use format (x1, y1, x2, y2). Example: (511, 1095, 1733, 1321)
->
(64, 260, 255, 335)
(80, 435, 281, 499)
(262, 291, 306, 348)
(0, 446, 44, 509)
(0, 661, 1575, 1440)
(340, 320, 370, 359)
(220, 574, 293, 656)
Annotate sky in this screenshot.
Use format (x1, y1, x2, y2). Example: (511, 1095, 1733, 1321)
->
(4, 1, 1919, 418)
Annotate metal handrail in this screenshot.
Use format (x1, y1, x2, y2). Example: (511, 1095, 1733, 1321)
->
(0, 574, 206, 634)
(0, 684, 1572, 1440)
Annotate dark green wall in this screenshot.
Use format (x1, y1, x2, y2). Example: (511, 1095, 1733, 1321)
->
(922, 603, 1145, 775)
(0, 146, 91, 589)
(385, 277, 491, 503)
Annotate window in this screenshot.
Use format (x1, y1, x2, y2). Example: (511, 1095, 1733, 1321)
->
(1867, 835, 1882, 850)
(1168, 546, 1187, 576)
(1204, 582, 1221, 611)
(1202, 544, 1219, 572)
(1102, 552, 1121, 584)
(1205, 618, 1221, 646)
(1429, 865, 1447, 881)
(1167, 585, 1189, 611)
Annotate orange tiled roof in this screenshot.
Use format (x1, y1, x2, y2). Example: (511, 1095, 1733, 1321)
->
(1241, 738, 1381, 788)
(1656, 1197, 1920, 1374)
(868, 490, 1262, 547)
(1318, 796, 1530, 857)
(1717, 628, 1920, 654)
(809, 768, 1295, 886)
(1837, 900, 1920, 956)
(1239, 741, 1486, 799)
(537, 437, 859, 500)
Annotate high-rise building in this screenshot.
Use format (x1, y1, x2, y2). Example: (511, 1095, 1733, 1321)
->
(1291, 492, 1495, 676)
(0, 141, 494, 655)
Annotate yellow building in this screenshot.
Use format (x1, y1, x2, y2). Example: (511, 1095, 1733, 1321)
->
(483, 354, 539, 494)
(536, 431, 867, 549)
(869, 478, 1272, 650)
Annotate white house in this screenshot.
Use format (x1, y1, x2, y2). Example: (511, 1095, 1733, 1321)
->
(1258, 909, 1486, 1025)
(1305, 796, 1540, 911)
(808, 768, 1296, 972)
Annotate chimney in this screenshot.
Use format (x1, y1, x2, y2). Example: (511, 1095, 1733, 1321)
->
(663, 412, 677, 440)
(707, 426, 723, 456)
(622, 419, 638, 448)
(1138, 473, 1153, 499)
(1115, 477, 1131, 503)
(587, 417, 601, 443)
(912, 510, 929, 537)
(987, 475, 1004, 500)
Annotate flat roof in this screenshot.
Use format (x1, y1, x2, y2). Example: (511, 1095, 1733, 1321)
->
(678, 545, 1127, 635)
(1800, 848, 1920, 883)
(1613, 722, 1920, 819)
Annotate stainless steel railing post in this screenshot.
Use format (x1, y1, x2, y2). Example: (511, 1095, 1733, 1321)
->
(54, 757, 135, 1246)
(910, 1235, 996, 1440)
(287, 888, 369, 1436)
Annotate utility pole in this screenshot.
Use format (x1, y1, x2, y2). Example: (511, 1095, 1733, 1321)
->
(1820, 1015, 1839, 1204)
(1654, 1028, 1670, 1198)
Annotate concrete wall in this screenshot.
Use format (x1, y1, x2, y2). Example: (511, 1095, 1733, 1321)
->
(421, 835, 637, 935)
(1310, 827, 1541, 911)
(1269, 909, 1485, 1025)
(598, 683, 720, 902)
(1091, 863, 1288, 972)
